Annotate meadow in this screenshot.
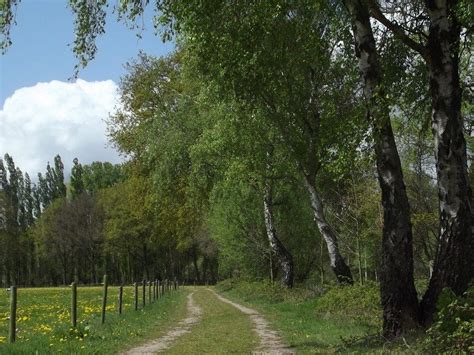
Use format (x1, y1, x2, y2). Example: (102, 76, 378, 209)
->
(0, 285, 187, 354)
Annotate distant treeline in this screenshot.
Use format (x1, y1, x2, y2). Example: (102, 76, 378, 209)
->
(0, 155, 217, 286)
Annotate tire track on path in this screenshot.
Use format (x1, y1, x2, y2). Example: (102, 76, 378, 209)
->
(123, 292, 202, 354)
(209, 289, 295, 354)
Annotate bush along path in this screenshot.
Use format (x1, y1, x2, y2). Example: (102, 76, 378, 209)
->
(124, 287, 294, 354)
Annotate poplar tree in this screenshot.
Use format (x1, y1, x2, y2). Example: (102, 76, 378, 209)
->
(70, 158, 85, 199)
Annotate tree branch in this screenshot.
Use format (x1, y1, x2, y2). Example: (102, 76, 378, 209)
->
(367, 0, 427, 59)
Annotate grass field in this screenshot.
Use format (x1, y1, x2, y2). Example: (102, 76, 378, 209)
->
(0, 285, 188, 354)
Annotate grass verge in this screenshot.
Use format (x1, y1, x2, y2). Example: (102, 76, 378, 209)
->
(216, 279, 425, 354)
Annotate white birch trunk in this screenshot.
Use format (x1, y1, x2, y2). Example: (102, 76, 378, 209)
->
(303, 177, 353, 284)
(263, 182, 294, 288)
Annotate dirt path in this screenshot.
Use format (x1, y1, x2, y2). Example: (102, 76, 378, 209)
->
(209, 289, 295, 354)
(124, 292, 202, 354)
(123, 288, 293, 354)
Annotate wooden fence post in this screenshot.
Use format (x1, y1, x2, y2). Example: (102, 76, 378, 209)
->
(142, 280, 146, 307)
(157, 280, 161, 298)
(71, 282, 77, 327)
(118, 285, 123, 314)
(134, 282, 138, 310)
(9, 286, 17, 344)
(161, 280, 165, 296)
(101, 275, 108, 324)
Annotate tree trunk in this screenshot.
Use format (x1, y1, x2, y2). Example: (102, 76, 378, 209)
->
(303, 177, 353, 284)
(420, 1, 473, 324)
(192, 247, 201, 284)
(263, 182, 294, 288)
(269, 251, 274, 284)
(320, 237, 325, 284)
(344, 0, 419, 337)
(357, 236, 363, 285)
(202, 257, 209, 285)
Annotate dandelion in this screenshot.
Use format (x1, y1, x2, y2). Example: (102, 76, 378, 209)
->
(37, 324, 53, 333)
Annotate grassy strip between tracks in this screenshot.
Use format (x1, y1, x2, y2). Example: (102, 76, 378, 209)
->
(165, 287, 258, 354)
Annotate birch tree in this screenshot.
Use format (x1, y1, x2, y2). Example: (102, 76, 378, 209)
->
(366, 0, 473, 325)
(343, 0, 420, 337)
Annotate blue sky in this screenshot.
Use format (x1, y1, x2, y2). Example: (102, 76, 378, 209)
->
(1, 0, 174, 104)
(0, 0, 174, 177)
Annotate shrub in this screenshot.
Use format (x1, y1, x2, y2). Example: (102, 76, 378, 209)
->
(424, 287, 474, 353)
(313, 281, 381, 328)
(216, 278, 313, 303)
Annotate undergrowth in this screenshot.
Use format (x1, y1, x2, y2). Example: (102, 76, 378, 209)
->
(216, 278, 428, 353)
(217, 278, 313, 303)
(313, 281, 381, 328)
(424, 287, 474, 353)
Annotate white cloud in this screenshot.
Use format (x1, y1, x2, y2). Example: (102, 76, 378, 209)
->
(0, 79, 123, 179)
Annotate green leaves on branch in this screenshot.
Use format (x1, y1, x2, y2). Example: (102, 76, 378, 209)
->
(68, 0, 108, 75)
(0, 0, 19, 53)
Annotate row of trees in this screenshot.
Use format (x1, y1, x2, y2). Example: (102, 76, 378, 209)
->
(1, 0, 472, 339)
(106, 45, 449, 334)
(0, 155, 217, 286)
(0, 154, 66, 285)
(105, 0, 472, 338)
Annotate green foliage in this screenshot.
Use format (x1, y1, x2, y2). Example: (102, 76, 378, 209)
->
(32, 193, 104, 285)
(2, 0, 472, 342)
(82, 161, 124, 194)
(70, 158, 85, 199)
(424, 288, 474, 353)
(98, 175, 159, 280)
(68, 0, 108, 75)
(0, 0, 20, 52)
(217, 278, 312, 304)
(313, 281, 382, 328)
